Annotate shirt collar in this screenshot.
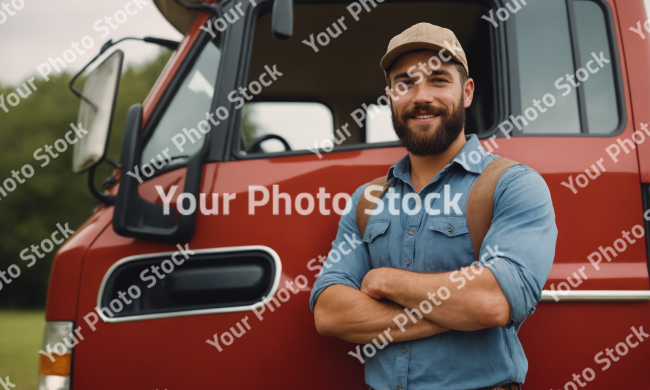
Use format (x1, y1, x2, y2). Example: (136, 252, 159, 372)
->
(450, 134, 487, 174)
(386, 134, 488, 185)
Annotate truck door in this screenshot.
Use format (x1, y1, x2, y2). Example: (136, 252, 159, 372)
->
(72, 12, 244, 389)
(505, 1, 650, 388)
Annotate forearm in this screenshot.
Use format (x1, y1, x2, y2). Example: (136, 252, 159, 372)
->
(379, 268, 510, 331)
(314, 284, 448, 344)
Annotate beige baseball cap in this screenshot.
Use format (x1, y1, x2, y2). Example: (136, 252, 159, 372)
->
(380, 23, 469, 78)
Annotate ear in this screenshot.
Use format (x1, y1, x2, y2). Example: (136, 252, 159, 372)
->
(463, 78, 475, 108)
(385, 86, 393, 104)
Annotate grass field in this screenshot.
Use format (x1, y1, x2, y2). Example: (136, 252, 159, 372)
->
(0, 311, 44, 390)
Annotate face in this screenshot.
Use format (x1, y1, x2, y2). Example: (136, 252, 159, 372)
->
(387, 50, 474, 156)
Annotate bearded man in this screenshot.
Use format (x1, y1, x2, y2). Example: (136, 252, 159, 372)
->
(309, 23, 557, 390)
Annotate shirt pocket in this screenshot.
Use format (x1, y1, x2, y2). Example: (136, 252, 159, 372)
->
(362, 219, 391, 269)
(422, 216, 475, 272)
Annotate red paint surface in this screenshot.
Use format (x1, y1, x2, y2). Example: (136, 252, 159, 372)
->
(44, 206, 112, 321)
(618, 0, 650, 183)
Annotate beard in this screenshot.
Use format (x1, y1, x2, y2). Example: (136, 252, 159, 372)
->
(391, 96, 466, 156)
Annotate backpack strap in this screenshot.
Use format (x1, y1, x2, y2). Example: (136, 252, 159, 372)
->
(466, 157, 520, 260)
(354, 157, 520, 260)
(356, 176, 393, 239)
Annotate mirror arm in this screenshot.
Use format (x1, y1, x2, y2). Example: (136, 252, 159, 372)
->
(143, 37, 181, 51)
(88, 164, 116, 206)
(69, 36, 181, 106)
(104, 156, 121, 169)
(69, 59, 99, 109)
(68, 40, 127, 107)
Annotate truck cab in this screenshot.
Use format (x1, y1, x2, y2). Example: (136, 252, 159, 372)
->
(40, 0, 650, 388)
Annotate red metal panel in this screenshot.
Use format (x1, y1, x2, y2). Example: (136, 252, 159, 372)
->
(616, 0, 650, 182)
(44, 207, 112, 321)
(72, 132, 649, 389)
(521, 303, 650, 388)
(519, 0, 650, 387)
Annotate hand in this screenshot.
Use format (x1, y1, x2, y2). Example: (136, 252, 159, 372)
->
(360, 268, 392, 300)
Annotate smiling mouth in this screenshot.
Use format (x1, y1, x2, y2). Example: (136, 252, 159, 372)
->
(410, 114, 440, 123)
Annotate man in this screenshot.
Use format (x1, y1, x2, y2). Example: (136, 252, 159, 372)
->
(309, 23, 557, 390)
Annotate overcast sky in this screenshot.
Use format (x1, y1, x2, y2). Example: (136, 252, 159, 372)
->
(0, 0, 182, 86)
(0, 0, 399, 150)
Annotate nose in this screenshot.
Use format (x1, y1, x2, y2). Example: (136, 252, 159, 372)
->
(412, 82, 433, 105)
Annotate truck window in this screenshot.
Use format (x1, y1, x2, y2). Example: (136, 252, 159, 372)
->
(513, 0, 620, 135)
(241, 102, 334, 153)
(141, 35, 222, 168)
(236, 1, 494, 157)
(366, 104, 399, 144)
(573, 0, 618, 134)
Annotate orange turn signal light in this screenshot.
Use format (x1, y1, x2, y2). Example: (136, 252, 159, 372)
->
(39, 352, 71, 376)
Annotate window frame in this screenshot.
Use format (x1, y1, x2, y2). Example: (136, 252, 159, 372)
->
(226, 0, 509, 161)
(504, 0, 626, 138)
(138, 24, 225, 181)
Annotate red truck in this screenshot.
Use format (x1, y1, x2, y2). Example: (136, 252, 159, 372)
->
(39, 0, 650, 388)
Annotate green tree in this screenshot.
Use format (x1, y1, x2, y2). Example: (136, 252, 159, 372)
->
(241, 104, 260, 149)
(0, 49, 172, 308)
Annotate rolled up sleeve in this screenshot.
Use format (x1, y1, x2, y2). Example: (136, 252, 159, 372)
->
(309, 184, 372, 312)
(480, 165, 558, 326)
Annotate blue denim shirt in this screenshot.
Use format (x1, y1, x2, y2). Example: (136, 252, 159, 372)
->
(309, 135, 557, 390)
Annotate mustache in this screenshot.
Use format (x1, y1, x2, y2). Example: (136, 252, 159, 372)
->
(400, 104, 449, 122)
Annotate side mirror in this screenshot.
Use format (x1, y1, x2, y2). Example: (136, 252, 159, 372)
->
(113, 104, 205, 243)
(72, 50, 123, 173)
(272, 0, 293, 39)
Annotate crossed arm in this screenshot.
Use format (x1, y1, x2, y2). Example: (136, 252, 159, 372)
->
(313, 168, 556, 345)
(314, 266, 511, 344)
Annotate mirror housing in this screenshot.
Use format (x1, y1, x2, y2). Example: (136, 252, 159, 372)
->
(113, 104, 206, 243)
(272, 0, 293, 39)
(72, 50, 123, 173)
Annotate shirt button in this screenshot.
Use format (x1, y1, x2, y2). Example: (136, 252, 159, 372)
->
(368, 233, 372, 239)
(447, 226, 452, 232)
(406, 260, 411, 266)
(402, 348, 407, 354)
(408, 230, 414, 236)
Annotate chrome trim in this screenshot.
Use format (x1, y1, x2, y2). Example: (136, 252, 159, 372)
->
(541, 290, 650, 302)
(96, 245, 282, 323)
